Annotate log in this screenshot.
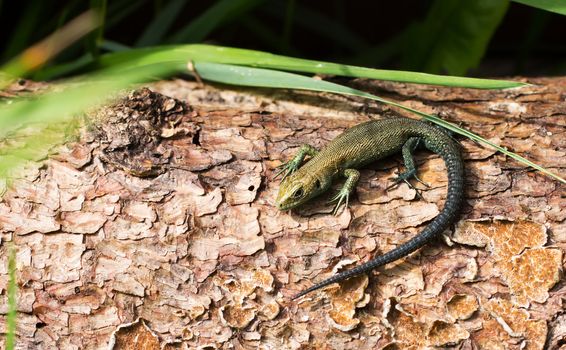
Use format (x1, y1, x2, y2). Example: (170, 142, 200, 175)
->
(0, 76, 564, 349)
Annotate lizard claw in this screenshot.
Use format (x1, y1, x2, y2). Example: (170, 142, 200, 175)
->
(412, 174, 430, 188)
(386, 170, 428, 200)
(328, 190, 349, 215)
(274, 159, 301, 181)
(386, 170, 430, 190)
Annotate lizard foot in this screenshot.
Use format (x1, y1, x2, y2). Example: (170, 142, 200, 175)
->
(328, 189, 350, 215)
(274, 158, 302, 181)
(386, 170, 429, 199)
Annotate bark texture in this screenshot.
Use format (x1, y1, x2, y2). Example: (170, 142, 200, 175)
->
(0, 76, 565, 349)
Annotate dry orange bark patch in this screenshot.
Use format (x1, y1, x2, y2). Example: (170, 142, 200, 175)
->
(427, 320, 469, 347)
(384, 302, 469, 348)
(471, 317, 514, 350)
(452, 219, 562, 306)
(446, 294, 478, 321)
(110, 319, 160, 350)
(220, 302, 257, 329)
(483, 298, 548, 350)
(327, 275, 369, 331)
(215, 268, 280, 329)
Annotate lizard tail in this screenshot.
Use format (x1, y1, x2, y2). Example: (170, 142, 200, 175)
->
(292, 121, 465, 300)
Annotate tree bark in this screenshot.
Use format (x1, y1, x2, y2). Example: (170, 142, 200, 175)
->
(0, 77, 564, 349)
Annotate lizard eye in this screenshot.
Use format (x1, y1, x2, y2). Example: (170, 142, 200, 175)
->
(293, 188, 304, 198)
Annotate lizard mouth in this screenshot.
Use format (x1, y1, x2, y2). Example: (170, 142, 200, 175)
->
(276, 201, 296, 211)
(275, 195, 306, 210)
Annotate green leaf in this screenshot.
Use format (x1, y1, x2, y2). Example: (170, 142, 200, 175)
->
(87, 0, 107, 59)
(106, 0, 150, 29)
(261, 0, 369, 52)
(2, 2, 45, 61)
(167, 0, 264, 43)
(33, 54, 94, 81)
(97, 44, 527, 89)
(192, 62, 565, 184)
(512, 0, 566, 15)
(403, 0, 509, 75)
(101, 39, 131, 52)
(0, 62, 178, 177)
(135, 0, 189, 47)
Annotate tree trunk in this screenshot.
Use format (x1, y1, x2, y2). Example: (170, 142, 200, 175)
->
(1, 76, 564, 349)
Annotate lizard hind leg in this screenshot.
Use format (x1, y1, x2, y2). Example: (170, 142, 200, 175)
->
(386, 137, 430, 196)
(329, 168, 360, 215)
(274, 144, 318, 181)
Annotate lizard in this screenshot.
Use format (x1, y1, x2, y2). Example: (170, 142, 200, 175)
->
(274, 117, 464, 300)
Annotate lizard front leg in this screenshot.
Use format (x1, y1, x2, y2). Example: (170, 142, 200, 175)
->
(329, 168, 360, 215)
(274, 144, 318, 180)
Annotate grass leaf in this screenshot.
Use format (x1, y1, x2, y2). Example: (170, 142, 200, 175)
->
(167, 0, 264, 43)
(403, 0, 509, 75)
(1, 46, 556, 185)
(135, 0, 189, 47)
(261, 0, 369, 52)
(192, 62, 565, 184)
(0, 62, 177, 177)
(512, 0, 566, 15)
(98, 44, 528, 89)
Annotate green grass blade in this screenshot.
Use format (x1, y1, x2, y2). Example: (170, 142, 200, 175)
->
(512, 0, 566, 15)
(106, 0, 149, 29)
(167, 0, 264, 43)
(2, 1, 45, 61)
(5, 244, 17, 350)
(136, 0, 189, 47)
(192, 62, 565, 184)
(280, 0, 296, 54)
(403, 0, 509, 75)
(98, 44, 528, 89)
(261, 0, 369, 52)
(33, 54, 94, 81)
(0, 63, 178, 177)
(240, 15, 298, 54)
(101, 40, 131, 52)
(1, 11, 99, 83)
(1, 63, 176, 133)
(87, 0, 107, 59)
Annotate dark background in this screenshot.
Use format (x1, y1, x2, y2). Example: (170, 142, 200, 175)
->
(0, 0, 564, 78)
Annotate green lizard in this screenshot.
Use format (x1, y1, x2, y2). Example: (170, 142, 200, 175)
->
(275, 117, 464, 300)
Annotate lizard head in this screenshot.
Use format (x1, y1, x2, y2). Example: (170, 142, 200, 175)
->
(275, 172, 329, 210)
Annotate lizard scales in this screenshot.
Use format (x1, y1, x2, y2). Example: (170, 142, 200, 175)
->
(275, 117, 465, 300)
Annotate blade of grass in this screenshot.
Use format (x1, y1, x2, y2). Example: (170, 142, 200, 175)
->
(97, 44, 528, 89)
(101, 40, 131, 52)
(1, 63, 177, 134)
(0, 62, 178, 178)
(106, 0, 150, 29)
(136, 0, 189, 47)
(512, 0, 566, 15)
(402, 0, 509, 75)
(261, 0, 369, 52)
(33, 54, 95, 81)
(167, 0, 264, 43)
(5, 244, 17, 350)
(515, 10, 550, 74)
(239, 15, 300, 55)
(2, 1, 45, 61)
(280, 0, 296, 54)
(87, 0, 107, 59)
(1, 11, 99, 85)
(191, 61, 565, 184)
